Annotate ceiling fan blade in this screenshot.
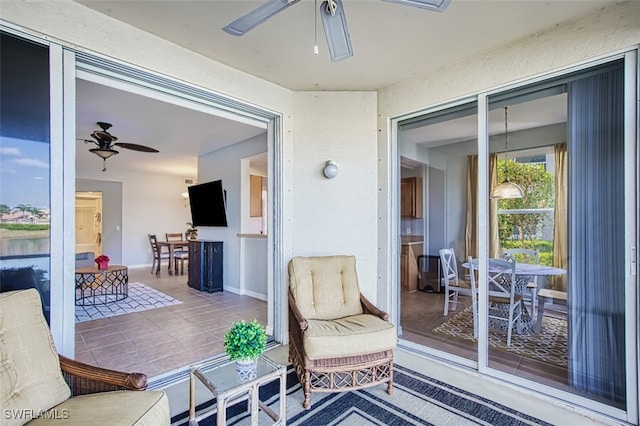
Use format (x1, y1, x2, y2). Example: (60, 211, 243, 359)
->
(223, 0, 302, 36)
(320, 0, 353, 62)
(113, 142, 159, 153)
(382, 0, 451, 12)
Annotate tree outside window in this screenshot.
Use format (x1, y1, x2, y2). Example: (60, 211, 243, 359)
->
(497, 158, 554, 265)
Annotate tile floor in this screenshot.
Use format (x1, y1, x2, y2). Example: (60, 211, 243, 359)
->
(76, 265, 567, 391)
(74, 266, 267, 379)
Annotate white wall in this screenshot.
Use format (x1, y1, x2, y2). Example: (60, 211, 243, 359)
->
(291, 91, 379, 297)
(197, 135, 268, 292)
(77, 168, 192, 267)
(377, 1, 640, 305)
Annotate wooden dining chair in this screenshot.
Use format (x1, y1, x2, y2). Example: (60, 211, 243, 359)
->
(166, 233, 189, 275)
(148, 234, 170, 275)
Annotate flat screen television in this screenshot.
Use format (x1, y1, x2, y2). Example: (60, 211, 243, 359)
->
(188, 180, 228, 227)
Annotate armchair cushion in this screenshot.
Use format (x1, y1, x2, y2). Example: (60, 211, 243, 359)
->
(0, 289, 71, 426)
(27, 391, 170, 425)
(288, 255, 363, 320)
(304, 314, 396, 359)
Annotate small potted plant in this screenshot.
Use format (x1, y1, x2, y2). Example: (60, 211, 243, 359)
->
(95, 254, 110, 270)
(223, 319, 268, 381)
(185, 222, 197, 240)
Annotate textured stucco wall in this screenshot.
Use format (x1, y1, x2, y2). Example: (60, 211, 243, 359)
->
(376, 1, 640, 310)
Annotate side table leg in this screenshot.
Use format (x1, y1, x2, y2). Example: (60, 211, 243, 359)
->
(189, 369, 197, 425)
(251, 386, 259, 426)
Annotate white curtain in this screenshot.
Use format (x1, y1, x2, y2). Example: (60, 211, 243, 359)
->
(567, 63, 626, 405)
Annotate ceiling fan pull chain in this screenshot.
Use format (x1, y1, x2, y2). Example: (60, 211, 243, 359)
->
(324, 0, 337, 16)
(102, 158, 107, 172)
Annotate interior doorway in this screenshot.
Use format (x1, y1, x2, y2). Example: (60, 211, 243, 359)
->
(75, 192, 103, 255)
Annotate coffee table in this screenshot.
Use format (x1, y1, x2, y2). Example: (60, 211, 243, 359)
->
(75, 265, 128, 306)
(189, 355, 286, 425)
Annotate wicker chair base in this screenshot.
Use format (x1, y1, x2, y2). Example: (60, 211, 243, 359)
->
(290, 345, 394, 409)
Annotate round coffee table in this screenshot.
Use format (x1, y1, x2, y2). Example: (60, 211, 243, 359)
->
(75, 265, 128, 306)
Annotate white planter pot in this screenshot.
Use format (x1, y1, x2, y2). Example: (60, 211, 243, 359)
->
(235, 359, 257, 382)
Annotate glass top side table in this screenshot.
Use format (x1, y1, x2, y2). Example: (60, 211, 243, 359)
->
(189, 355, 286, 425)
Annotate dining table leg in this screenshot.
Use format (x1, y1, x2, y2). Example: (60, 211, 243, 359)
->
(168, 244, 175, 275)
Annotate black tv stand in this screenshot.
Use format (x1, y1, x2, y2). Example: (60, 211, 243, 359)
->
(188, 240, 223, 293)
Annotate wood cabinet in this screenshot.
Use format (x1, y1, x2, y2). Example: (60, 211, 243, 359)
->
(250, 175, 263, 217)
(401, 243, 420, 293)
(400, 177, 423, 218)
(188, 240, 223, 293)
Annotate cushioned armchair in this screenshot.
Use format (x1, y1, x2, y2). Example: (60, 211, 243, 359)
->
(288, 255, 397, 409)
(1, 289, 170, 425)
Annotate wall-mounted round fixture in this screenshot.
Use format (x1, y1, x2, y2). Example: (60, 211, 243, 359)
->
(323, 160, 339, 179)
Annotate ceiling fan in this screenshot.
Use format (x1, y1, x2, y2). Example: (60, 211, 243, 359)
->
(223, 0, 451, 62)
(78, 122, 159, 171)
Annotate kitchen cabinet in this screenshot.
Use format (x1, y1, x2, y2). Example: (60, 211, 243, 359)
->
(400, 177, 423, 218)
(401, 243, 420, 293)
(250, 175, 263, 217)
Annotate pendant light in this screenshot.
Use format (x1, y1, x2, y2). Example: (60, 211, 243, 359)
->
(490, 106, 524, 199)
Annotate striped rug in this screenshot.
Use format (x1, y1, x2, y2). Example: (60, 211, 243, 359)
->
(172, 364, 550, 425)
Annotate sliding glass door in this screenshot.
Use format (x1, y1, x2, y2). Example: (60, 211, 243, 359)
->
(0, 32, 51, 322)
(395, 52, 637, 420)
(482, 59, 633, 411)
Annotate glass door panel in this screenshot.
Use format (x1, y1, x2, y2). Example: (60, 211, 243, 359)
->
(397, 101, 479, 364)
(0, 32, 51, 323)
(485, 59, 628, 410)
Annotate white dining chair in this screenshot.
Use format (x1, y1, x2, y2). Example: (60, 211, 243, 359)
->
(440, 248, 477, 337)
(502, 248, 539, 318)
(486, 257, 522, 347)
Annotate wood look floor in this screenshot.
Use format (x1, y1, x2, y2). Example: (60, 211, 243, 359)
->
(400, 288, 569, 391)
(74, 266, 267, 379)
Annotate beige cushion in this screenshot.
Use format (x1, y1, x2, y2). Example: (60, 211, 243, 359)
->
(27, 391, 170, 425)
(303, 314, 397, 359)
(288, 256, 363, 320)
(0, 289, 71, 426)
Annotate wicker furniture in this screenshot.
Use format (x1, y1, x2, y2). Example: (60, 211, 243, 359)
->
(288, 255, 396, 409)
(1, 289, 170, 425)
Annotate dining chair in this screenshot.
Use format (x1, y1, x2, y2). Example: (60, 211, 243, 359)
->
(485, 257, 522, 347)
(166, 233, 189, 275)
(502, 248, 539, 318)
(148, 234, 170, 275)
(439, 248, 477, 337)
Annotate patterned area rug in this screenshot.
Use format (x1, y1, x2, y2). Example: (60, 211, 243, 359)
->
(171, 365, 552, 425)
(433, 307, 567, 368)
(75, 282, 182, 323)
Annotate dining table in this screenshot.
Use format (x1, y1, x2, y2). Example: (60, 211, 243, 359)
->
(463, 258, 567, 334)
(158, 239, 189, 275)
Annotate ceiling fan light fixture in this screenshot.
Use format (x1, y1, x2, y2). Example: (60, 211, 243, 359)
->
(382, 0, 451, 12)
(320, 0, 353, 62)
(223, 0, 302, 36)
(89, 148, 119, 159)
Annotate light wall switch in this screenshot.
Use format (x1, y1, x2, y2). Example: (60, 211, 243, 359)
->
(116, 225, 120, 231)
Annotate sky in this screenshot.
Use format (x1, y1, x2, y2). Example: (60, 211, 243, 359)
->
(0, 136, 50, 210)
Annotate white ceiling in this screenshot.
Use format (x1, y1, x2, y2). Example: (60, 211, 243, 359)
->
(73, 0, 612, 176)
(76, 79, 266, 177)
(75, 0, 615, 91)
